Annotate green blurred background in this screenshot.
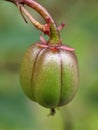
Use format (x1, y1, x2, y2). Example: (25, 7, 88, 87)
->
(0, 0, 98, 130)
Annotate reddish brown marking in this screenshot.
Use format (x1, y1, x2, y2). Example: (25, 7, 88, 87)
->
(43, 17, 51, 35)
(44, 24, 50, 35)
(46, 16, 51, 24)
(58, 23, 65, 31)
(36, 43, 75, 52)
(50, 46, 58, 52)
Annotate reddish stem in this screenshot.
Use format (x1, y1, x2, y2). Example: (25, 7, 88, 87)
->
(6, 0, 61, 45)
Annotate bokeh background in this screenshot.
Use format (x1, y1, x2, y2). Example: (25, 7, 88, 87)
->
(0, 0, 98, 130)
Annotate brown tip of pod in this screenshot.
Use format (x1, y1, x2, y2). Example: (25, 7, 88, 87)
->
(48, 108, 56, 116)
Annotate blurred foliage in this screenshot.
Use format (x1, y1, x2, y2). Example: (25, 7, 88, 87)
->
(0, 0, 98, 130)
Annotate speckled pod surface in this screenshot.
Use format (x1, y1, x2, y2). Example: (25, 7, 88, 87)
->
(20, 43, 78, 108)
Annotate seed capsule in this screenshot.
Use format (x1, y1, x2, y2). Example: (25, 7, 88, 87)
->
(20, 42, 78, 109)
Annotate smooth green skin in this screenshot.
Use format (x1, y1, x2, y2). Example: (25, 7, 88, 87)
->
(20, 43, 78, 108)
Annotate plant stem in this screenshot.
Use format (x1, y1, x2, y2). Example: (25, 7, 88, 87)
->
(6, 0, 61, 45)
(19, 5, 45, 32)
(25, 0, 60, 45)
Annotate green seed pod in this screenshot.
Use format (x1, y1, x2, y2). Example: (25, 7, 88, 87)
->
(20, 43, 78, 109)
(4, 0, 79, 115)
